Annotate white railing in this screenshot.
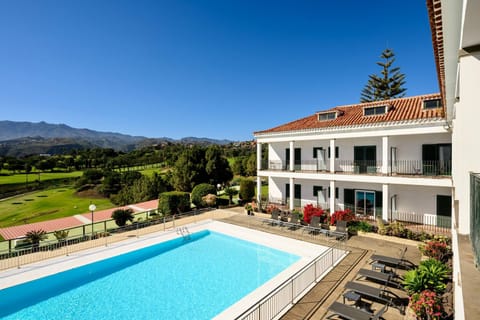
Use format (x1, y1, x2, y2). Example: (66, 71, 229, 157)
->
(0, 209, 215, 271)
(236, 243, 346, 320)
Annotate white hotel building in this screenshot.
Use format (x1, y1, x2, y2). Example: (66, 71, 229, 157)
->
(254, 93, 452, 229)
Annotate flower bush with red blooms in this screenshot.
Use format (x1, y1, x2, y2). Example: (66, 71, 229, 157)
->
(410, 290, 443, 320)
(303, 204, 325, 224)
(419, 239, 452, 262)
(330, 209, 355, 226)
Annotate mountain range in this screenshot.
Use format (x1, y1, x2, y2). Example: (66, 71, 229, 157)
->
(0, 120, 233, 157)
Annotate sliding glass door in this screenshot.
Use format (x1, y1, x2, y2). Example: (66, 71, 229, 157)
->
(355, 190, 375, 217)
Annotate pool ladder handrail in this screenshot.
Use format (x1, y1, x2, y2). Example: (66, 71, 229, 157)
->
(176, 226, 191, 240)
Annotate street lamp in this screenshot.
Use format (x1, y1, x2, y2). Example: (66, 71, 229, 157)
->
(89, 203, 96, 238)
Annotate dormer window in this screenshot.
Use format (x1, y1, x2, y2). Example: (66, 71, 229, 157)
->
(423, 98, 442, 110)
(317, 111, 337, 121)
(364, 105, 387, 116)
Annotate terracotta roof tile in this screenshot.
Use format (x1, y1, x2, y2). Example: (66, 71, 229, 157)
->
(255, 93, 444, 135)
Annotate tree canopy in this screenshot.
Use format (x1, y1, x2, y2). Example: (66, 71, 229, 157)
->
(360, 48, 406, 103)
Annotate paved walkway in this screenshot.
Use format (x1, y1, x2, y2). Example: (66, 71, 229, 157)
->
(0, 200, 159, 240)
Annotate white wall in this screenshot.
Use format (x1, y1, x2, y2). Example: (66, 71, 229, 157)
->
(389, 185, 452, 214)
(452, 53, 480, 234)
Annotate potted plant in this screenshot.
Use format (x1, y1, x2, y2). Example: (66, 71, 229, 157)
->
(245, 203, 253, 215)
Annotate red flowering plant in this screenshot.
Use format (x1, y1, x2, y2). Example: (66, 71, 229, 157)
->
(303, 204, 325, 224)
(330, 209, 355, 226)
(419, 239, 452, 262)
(409, 290, 443, 320)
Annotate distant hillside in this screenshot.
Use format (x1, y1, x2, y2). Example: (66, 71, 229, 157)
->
(0, 120, 235, 157)
(0, 120, 145, 145)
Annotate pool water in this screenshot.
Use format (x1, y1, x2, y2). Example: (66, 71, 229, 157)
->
(0, 230, 300, 319)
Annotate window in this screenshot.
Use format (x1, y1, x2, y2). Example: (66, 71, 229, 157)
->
(313, 147, 323, 158)
(313, 186, 323, 196)
(364, 105, 387, 116)
(328, 187, 339, 199)
(423, 99, 442, 110)
(328, 146, 339, 158)
(318, 112, 337, 121)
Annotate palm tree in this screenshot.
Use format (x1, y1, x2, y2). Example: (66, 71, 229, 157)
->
(111, 208, 135, 227)
(25, 229, 48, 251)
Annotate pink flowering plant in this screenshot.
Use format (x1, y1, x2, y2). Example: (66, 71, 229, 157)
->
(419, 239, 452, 262)
(409, 290, 443, 320)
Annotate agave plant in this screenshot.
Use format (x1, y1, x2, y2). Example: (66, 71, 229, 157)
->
(403, 258, 451, 294)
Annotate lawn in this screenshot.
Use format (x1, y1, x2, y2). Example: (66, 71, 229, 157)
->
(0, 171, 83, 185)
(0, 188, 114, 228)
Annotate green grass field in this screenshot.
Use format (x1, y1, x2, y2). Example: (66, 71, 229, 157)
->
(0, 188, 114, 228)
(0, 171, 83, 185)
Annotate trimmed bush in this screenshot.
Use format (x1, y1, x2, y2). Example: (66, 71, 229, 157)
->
(239, 179, 255, 204)
(191, 183, 217, 208)
(158, 191, 190, 215)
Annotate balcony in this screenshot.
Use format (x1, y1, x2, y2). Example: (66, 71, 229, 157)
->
(260, 159, 451, 177)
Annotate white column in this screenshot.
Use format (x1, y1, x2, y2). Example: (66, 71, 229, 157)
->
(289, 141, 294, 171)
(382, 184, 389, 221)
(329, 180, 336, 212)
(382, 136, 389, 174)
(289, 177, 294, 210)
(329, 139, 335, 173)
(256, 176, 262, 204)
(256, 142, 262, 171)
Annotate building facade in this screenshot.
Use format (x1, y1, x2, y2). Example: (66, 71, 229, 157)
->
(254, 94, 452, 229)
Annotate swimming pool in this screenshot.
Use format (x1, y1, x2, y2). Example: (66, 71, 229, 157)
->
(0, 224, 308, 319)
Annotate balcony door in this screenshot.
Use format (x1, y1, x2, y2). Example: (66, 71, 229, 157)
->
(313, 147, 327, 171)
(355, 190, 375, 217)
(436, 195, 452, 228)
(354, 146, 376, 173)
(422, 144, 452, 175)
(286, 183, 301, 207)
(285, 148, 301, 170)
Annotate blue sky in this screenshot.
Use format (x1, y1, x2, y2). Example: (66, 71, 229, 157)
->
(0, 0, 438, 141)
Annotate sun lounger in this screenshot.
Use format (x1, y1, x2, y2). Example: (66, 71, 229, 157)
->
(329, 220, 348, 240)
(262, 210, 280, 226)
(326, 301, 387, 320)
(356, 268, 402, 288)
(344, 281, 405, 314)
(369, 247, 415, 270)
(286, 212, 301, 230)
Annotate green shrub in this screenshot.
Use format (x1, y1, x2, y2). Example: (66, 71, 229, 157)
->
(348, 220, 374, 233)
(403, 258, 451, 294)
(191, 183, 217, 208)
(158, 191, 190, 215)
(239, 179, 255, 203)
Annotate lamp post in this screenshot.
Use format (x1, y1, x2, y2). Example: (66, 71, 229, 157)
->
(89, 203, 96, 238)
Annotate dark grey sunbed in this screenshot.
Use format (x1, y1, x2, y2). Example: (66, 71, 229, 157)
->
(344, 281, 405, 314)
(369, 247, 415, 270)
(356, 268, 403, 288)
(326, 301, 387, 320)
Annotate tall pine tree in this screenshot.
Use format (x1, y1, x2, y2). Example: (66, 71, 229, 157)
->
(360, 48, 406, 103)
